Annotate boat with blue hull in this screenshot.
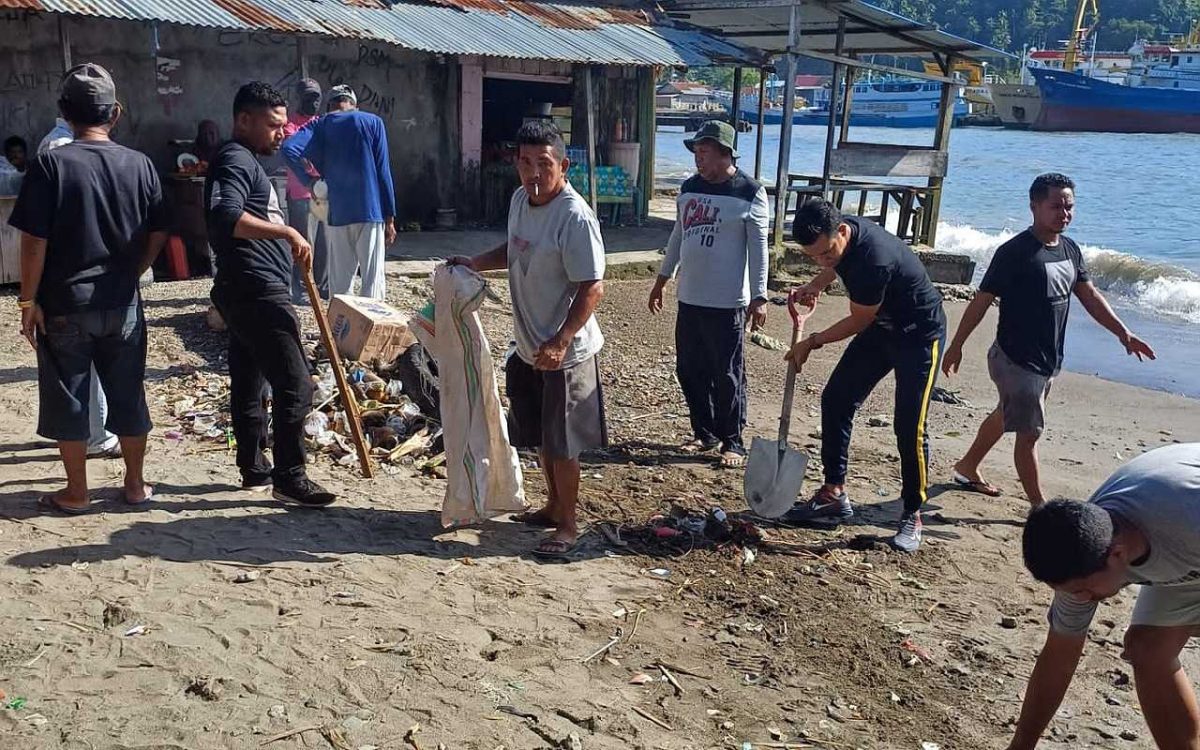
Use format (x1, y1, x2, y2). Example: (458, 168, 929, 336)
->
(1030, 66, 1200, 133)
(734, 77, 968, 128)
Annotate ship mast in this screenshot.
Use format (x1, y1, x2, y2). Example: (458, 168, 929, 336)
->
(1063, 0, 1100, 73)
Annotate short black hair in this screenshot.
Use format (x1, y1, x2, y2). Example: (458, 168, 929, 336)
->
(1023, 500, 1115, 584)
(515, 120, 566, 161)
(1029, 172, 1075, 203)
(233, 81, 286, 118)
(792, 198, 843, 246)
(59, 99, 115, 127)
(3, 136, 25, 153)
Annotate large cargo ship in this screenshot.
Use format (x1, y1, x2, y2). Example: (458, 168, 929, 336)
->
(1030, 63, 1200, 133)
(736, 76, 968, 128)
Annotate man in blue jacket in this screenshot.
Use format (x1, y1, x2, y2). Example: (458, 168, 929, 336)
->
(282, 85, 396, 300)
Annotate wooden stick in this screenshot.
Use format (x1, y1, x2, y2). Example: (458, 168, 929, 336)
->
(259, 724, 323, 745)
(303, 267, 373, 478)
(630, 706, 673, 731)
(657, 664, 684, 696)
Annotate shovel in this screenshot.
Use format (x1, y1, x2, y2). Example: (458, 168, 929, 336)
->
(745, 295, 816, 518)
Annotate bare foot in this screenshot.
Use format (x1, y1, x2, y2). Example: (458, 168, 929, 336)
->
(511, 508, 559, 528)
(718, 450, 746, 469)
(123, 482, 155, 506)
(38, 488, 91, 515)
(533, 529, 579, 559)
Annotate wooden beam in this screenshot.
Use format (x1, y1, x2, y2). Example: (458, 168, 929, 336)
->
(821, 17, 847, 198)
(829, 144, 949, 178)
(753, 70, 767, 181)
(58, 15, 72, 73)
(583, 65, 598, 211)
(795, 51, 957, 83)
(838, 65, 856, 144)
(731, 66, 743, 152)
(924, 54, 958, 246)
(297, 37, 309, 80)
(720, 24, 931, 38)
(771, 3, 801, 251)
(637, 66, 656, 220)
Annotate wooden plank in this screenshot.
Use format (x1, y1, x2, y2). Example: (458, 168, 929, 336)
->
(583, 65, 598, 211)
(0, 198, 20, 286)
(753, 71, 766, 180)
(771, 3, 801, 251)
(637, 66, 656, 221)
(795, 50, 956, 84)
(821, 17, 847, 197)
(925, 55, 958, 246)
(829, 144, 948, 178)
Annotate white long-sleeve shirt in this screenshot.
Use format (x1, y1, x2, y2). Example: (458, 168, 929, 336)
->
(660, 168, 769, 309)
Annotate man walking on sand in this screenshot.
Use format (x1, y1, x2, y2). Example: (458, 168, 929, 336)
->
(9, 63, 167, 514)
(942, 173, 1154, 507)
(784, 199, 947, 553)
(648, 120, 769, 469)
(281, 85, 396, 300)
(450, 121, 607, 560)
(1006, 443, 1200, 750)
(207, 82, 335, 508)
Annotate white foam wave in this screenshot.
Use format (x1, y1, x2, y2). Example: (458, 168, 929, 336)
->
(934, 222, 1200, 324)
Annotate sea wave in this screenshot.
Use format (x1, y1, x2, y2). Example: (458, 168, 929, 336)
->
(935, 223, 1200, 324)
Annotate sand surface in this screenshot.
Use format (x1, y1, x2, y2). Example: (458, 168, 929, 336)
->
(1, 274, 1198, 750)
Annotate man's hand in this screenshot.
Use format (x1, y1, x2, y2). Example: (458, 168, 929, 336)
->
(648, 278, 666, 314)
(287, 228, 313, 270)
(1120, 331, 1156, 362)
(747, 298, 767, 331)
(385, 219, 397, 248)
(942, 342, 964, 377)
(534, 333, 571, 371)
(790, 282, 822, 307)
(785, 335, 817, 369)
(446, 256, 476, 272)
(20, 303, 44, 350)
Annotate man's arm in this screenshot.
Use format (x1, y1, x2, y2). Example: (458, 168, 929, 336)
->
(650, 215, 683, 313)
(372, 118, 398, 245)
(17, 233, 48, 347)
(450, 243, 507, 273)
(138, 232, 169, 276)
(1074, 280, 1155, 361)
(209, 158, 311, 266)
(942, 290, 996, 376)
(535, 279, 604, 371)
(1007, 631, 1087, 750)
(786, 301, 878, 369)
(745, 187, 771, 330)
(282, 119, 319, 189)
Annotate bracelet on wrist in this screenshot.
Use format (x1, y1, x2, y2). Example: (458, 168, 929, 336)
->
(17, 298, 35, 310)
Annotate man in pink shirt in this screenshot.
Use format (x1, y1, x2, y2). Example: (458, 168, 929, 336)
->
(283, 79, 329, 303)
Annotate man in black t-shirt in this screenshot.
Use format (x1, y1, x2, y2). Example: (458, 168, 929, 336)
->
(784, 199, 947, 552)
(206, 82, 335, 508)
(9, 63, 167, 514)
(943, 173, 1154, 508)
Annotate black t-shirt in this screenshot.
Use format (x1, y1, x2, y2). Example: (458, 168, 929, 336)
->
(835, 216, 946, 342)
(8, 140, 167, 315)
(980, 230, 1089, 377)
(205, 141, 292, 293)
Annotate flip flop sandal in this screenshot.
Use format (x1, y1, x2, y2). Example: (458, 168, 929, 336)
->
(96, 487, 156, 506)
(718, 451, 747, 469)
(680, 439, 717, 455)
(511, 510, 557, 528)
(38, 494, 94, 516)
(123, 487, 155, 507)
(952, 470, 1002, 497)
(532, 538, 578, 561)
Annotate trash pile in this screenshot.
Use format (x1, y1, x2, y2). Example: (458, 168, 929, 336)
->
(163, 337, 445, 474)
(622, 505, 765, 558)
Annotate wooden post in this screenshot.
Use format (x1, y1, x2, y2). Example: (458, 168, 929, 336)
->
(821, 17, 847, 198)
(839, 65, 857, 145)
(303, 267, 373, 479)
(583, 65, 598, 211)
(637, 66, 657, 221)
(297, 37, 309, 80)
(58, 15, 72, 73)
(731, 66, 743, 151)
(924, 54, 957, 247)
(771, 3, 801, 251)
(753, 70, 767, 181)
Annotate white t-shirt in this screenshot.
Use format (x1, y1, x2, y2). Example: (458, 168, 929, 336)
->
(506, 183, 605, 369)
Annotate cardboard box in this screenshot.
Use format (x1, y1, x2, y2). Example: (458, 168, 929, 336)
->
(327, 295, 417, 363)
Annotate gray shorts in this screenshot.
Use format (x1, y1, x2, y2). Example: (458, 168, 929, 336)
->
(505, 354, 608, 460)
(1132, 583, 1200, 630)
(987, 342, 1053, 435)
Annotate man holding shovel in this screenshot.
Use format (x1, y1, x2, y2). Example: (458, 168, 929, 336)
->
(206, 82, 335, 507)
(785, 199, 946, 552)
(649, 120, 770, 469)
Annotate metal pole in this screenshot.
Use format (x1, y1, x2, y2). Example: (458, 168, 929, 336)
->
(821, 17, 847, 198)
(839, 65, 857, 145)
(583, 65, 599, 211)
(753, 70, 767, 180)
(58, 15, 72, 72)
(731, 66, 743, 151)
(771, 2, 801, 251)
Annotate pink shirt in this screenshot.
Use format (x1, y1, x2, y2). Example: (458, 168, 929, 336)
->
(283, 113, 319, 201)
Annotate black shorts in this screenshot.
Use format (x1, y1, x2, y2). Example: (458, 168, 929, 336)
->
(36, 305, 152, 442)
(505, 354, 607, 460)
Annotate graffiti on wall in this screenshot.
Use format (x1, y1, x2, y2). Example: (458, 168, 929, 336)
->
(156, 56, 183, 116)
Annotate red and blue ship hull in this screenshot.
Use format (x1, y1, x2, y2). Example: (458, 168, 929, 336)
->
(1030, 68, 1200, 134)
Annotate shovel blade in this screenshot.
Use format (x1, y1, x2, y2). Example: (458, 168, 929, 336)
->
(744, 436, 809, 518)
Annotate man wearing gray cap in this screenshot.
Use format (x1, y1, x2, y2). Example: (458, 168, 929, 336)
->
(283, 78, 329, 304)
(282, 84, 396, 300)
(9, 63, 168, 514)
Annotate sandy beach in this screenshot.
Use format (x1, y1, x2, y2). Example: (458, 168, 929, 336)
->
(0, 270, 1197, 750)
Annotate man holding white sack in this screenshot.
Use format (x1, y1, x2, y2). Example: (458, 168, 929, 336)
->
(450, 120, 608, 560)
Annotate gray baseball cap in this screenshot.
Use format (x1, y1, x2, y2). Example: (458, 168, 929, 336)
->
(329, 84, 357, 106)
(684, 120, 738, 158)
(60, 63, 117, 108)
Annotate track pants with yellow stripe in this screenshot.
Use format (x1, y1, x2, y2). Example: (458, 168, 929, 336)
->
(820, 325, 945, 515)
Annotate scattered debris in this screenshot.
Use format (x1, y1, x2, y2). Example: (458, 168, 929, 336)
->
(185, 675, 222, 701)
(867, 415, 892, 428)
(232, 570, 261, 584)
(1000, 616, 1018, 629)
(124, 625, 147, 637)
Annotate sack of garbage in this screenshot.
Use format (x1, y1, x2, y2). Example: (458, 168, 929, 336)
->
(414, 264, 527, 526)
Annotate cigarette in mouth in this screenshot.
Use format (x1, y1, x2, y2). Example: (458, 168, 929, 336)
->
(534, 182, 540, 197)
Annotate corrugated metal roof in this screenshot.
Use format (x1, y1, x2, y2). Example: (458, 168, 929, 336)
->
(2, 0, 761, 67)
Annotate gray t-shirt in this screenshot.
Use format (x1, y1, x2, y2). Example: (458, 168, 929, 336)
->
(506, 183, 605, 369)
(1049, 443, 1200, 635)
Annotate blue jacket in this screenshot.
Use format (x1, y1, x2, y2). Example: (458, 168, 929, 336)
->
(281, 110, 397, 227)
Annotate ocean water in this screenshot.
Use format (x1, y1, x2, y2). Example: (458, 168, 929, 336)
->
(655, 125, 1200, 398)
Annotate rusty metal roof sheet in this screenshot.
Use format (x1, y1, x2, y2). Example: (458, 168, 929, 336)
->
(5, 0, 760, 66)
